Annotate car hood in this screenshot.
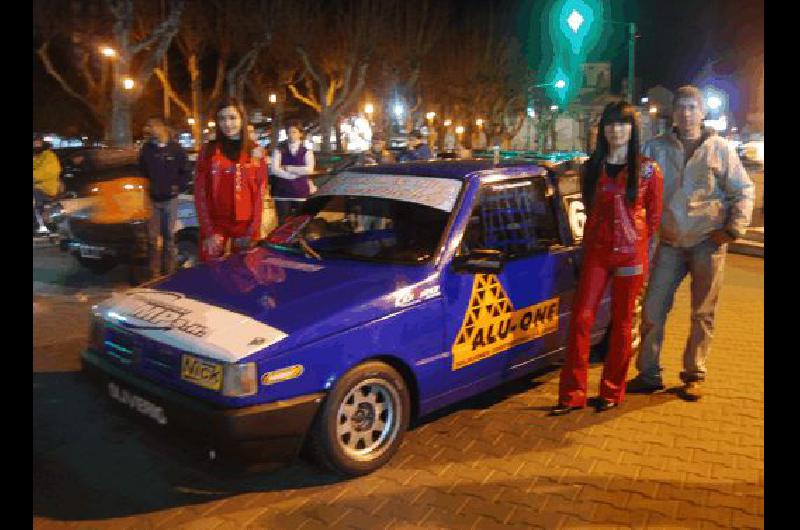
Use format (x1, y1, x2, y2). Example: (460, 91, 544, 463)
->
(94, 247, 439, 362)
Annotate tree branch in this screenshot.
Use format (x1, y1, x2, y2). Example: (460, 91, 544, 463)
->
(36, 41, 100, 121)
(130, 0, 185, 55)
(288, 81, 321, 112)
(153, 67, 192, 117)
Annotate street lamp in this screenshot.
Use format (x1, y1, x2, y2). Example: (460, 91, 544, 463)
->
(268, 93, 277, 104)
(208, 121, 215, 127)
(122, 77, 134, 90)
(393, 102, 404, 118)
(100, 46, 116, 58)
(649, 106, 657, 114)
(641, 97, 649, 104)
(455, 125, 465, 135)
(426, 111, 436, 121)
(565, 5, 637, 103)
(187, 117, 196, 125)
(364, 103, 374, 115)
(444, 119, 452, 127)
(550, 105, 559, 111)
(707, 96, 722, 111)
(475, 118, 484, 127)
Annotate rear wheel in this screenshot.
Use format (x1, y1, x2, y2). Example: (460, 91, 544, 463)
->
(77, 256, 117, 274)
(310, 361, 410, 476)
(176, 233, 199, 269)
(590, 291, 644, 363)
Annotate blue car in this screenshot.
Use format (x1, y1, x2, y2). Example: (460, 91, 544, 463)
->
(82, 159, 611, 475)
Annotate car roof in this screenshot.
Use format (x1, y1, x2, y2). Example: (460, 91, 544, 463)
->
(344, 159, 546, 180)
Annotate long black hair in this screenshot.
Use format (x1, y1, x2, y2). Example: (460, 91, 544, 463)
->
(206, 96, 253, 161)
(582, 101, 641, 209)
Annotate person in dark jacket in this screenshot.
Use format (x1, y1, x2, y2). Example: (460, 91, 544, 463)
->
(551, 101, 663, 415)
(399, 130, 433, 161)
(139, 116, 191, 276)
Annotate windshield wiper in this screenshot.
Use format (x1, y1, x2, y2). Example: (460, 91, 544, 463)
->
(298, 235, 322, 261)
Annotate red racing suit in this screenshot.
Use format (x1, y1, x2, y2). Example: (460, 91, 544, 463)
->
(194, 144, 268, 262)
(559, 156, 663, 407)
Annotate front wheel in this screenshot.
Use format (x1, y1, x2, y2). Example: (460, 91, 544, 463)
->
(310, 361, 410, 476)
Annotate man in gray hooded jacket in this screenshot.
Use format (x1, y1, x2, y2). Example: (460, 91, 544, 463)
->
(628, 85, 754, 400)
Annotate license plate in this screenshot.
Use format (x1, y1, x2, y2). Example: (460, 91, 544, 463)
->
(80, 245, 105, 259)
(107, 381, 168, 425)
(181, 355, 222, 390)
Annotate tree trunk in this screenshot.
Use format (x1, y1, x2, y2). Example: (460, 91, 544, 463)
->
(110, 89, 134, 148)
(190, 54, 202, 147)
(319, 110, 334, 154)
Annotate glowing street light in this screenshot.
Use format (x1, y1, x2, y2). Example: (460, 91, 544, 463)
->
(707, 95, 722, 111)
(426, 111, 436, 121)
(475, 118, 484, 127)
(641, 97, 649, 104)
(550, 105, 559, 111)
(364, 103, 374, 115)
(567, 9, 585, 33)
(187, 117, 196, 125)
(268, 93, 277, 104)
(455, 125, 465, 135)
(100, 46, 117, 58)
(122, 77, 134, 90)
(444, 119, 452, 127)
(393, 102, 404, 118)
(554, 79, 566, 89)
(208, 121, 215, 127)
(649, 106, 658, 114)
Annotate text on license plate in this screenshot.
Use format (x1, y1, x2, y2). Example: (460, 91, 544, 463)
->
(107, 381, 168, 425)
(80, 245, 105, 259)
(181, 355, 222, 390)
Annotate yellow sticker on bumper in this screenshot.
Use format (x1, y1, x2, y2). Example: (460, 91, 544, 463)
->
(452, 274, 559, 370)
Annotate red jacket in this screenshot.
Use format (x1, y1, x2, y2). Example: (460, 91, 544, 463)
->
(583, 157, 663, 256)
(194, 144, 267, 239)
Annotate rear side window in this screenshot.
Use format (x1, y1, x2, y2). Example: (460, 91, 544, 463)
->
(460, 177, 559, 259)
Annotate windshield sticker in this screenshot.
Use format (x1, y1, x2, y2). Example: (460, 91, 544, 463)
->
(451, 274, 559, 370)
(316, 173, 462, 212)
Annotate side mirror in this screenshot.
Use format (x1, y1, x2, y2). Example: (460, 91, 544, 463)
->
(452, 249, 505, 274)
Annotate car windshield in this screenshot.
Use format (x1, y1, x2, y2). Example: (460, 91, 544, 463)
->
(266, 173, 463, 264)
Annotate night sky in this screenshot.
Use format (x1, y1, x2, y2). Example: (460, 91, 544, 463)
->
(34, 0, 764, 134)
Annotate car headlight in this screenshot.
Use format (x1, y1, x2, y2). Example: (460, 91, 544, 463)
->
(222, 362, 257, 397)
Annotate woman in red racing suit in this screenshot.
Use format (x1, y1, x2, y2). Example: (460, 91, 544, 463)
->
(552, 101, 663, 415)
(195, 97, 268, 262)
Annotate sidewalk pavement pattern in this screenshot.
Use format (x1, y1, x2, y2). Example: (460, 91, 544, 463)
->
(34, 243, 764, 529)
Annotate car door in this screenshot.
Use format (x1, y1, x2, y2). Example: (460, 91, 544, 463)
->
(439, 173, 574, 399)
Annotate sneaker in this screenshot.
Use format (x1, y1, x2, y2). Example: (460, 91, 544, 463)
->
(594, 397, 619, 412)
(678, 381, 703, 402)
(549, 403, 584, 416)
(626, 375, 665, 394)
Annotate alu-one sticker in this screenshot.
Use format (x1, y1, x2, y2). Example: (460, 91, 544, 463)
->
(451, 274, 559, 370)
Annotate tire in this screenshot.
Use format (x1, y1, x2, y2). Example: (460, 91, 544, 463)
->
(590, 290, 644, 363)
(176, 234, 199, 269)
(310, 361, 410, 476)
(77, 256, 117, 274)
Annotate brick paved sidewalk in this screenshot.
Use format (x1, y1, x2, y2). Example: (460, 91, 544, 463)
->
(33, 254, 763, 529)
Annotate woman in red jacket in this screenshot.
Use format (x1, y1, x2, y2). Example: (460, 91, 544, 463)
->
(552, 101, 663, 415)
(195, 98, 268, 262)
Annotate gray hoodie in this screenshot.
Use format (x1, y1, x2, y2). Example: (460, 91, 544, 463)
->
(642, 128, 754, 247)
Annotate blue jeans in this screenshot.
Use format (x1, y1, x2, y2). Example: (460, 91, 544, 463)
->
(636, 238, 728, 384)
(148, 198, 178, 276)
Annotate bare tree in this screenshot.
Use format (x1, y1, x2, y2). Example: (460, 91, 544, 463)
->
(376, 0, 450, 132)
(36, 0, 184, 147)
(287, 0, 384, 153)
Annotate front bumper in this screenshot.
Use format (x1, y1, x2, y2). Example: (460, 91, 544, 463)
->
(81, 348, 325, 464)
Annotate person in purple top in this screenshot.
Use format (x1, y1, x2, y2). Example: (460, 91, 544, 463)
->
(271, 120, 315, 224)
